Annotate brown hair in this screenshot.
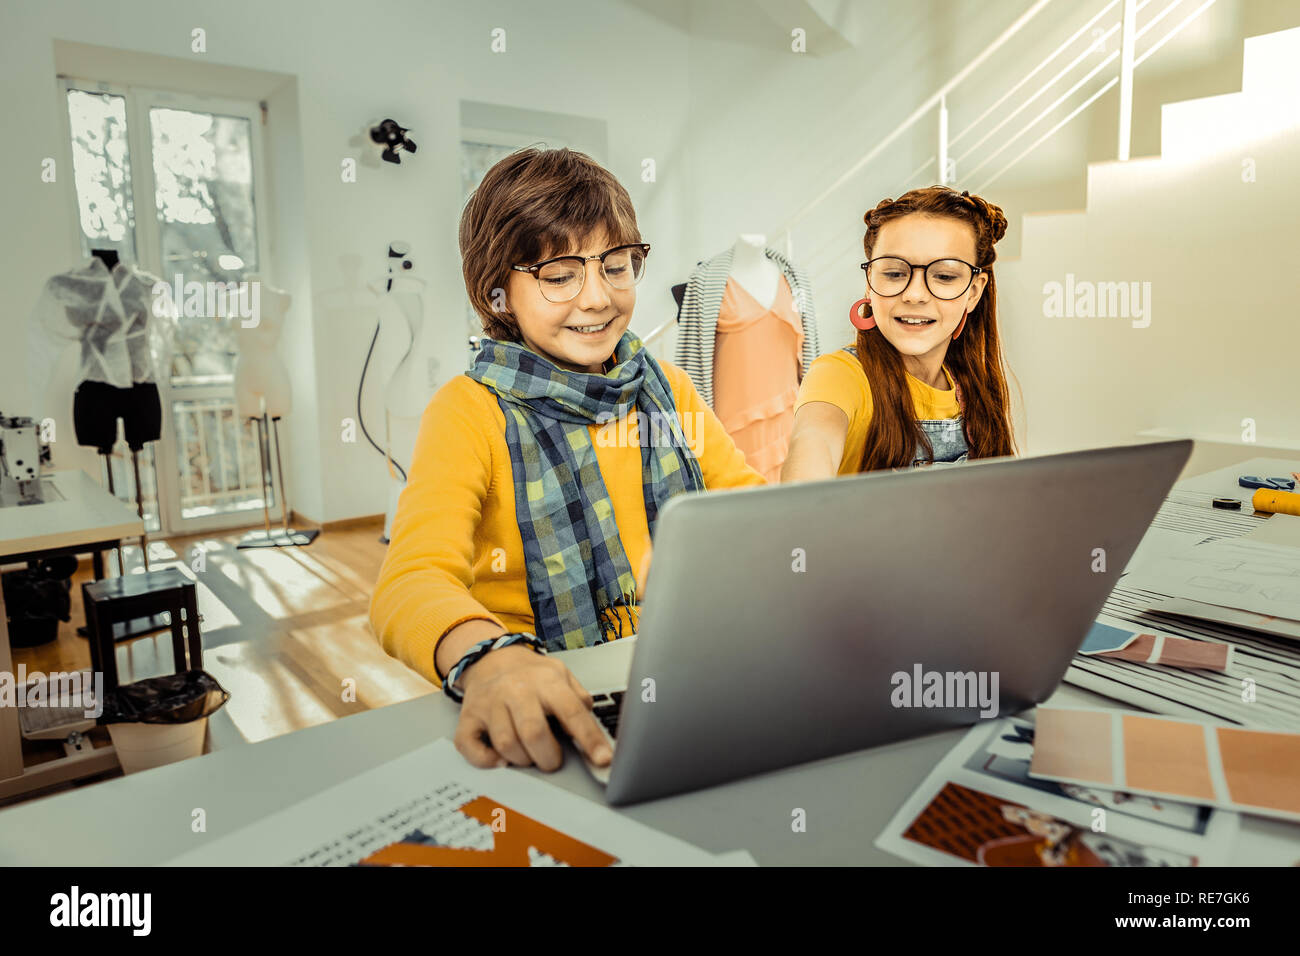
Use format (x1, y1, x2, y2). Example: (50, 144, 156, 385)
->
(458, 147, 641, 341)
(855, 185, 1017, 471)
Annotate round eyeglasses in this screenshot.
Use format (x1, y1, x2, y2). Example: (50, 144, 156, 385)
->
(861, 256, 982, 300)
(512, 243, 651, 303)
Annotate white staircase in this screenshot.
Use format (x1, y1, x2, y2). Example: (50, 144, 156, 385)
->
(997, 25, 1300, 460)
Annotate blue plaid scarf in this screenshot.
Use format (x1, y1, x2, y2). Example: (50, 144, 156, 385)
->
(465, 330, 705, 651)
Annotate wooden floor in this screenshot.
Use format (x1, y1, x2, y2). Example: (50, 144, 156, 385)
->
(4, 517, 432, 808)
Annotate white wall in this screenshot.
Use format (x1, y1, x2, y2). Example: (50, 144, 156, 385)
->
(0, 0, 692, 523)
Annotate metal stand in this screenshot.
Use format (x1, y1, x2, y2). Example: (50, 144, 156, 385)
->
(129, 448, 149, 571)
(381, 408, 397, 545)
(99, 453, 125, 575)
(237, 413, 319, 549)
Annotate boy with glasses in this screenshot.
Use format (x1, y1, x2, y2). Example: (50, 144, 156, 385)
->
(370, 148, 765, 772)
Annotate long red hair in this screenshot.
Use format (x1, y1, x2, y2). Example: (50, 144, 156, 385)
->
(855, 186, 1017, 472)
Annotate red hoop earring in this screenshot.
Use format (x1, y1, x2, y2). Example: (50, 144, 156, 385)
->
(952, 309, 969, 341)
(849, 297, 875, 331)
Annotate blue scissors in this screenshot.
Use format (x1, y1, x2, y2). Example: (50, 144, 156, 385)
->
(1238, 475, 1296, 491)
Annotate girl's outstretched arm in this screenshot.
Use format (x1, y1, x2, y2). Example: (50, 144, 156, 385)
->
(781, 401, 848, 483)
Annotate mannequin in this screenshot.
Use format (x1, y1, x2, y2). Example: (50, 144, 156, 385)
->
(728, 234, 781, 310)
(675, 241, 819, 411)
(30, 247, 176, 572)
(229, 275, 318, 548)
(232, 275, 292, 420)
(365, 242, 432, 543)
(369, 273, 433, 420)
(714, 237, 804, 481)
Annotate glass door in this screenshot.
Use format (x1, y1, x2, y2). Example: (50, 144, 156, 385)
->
(135, 88, 279, 534)
(59, 78, 281, 536)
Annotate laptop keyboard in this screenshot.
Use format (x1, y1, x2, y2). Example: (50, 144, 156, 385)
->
(590, 691, 625, 739)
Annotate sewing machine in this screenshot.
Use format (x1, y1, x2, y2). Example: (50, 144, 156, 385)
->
(0, 414, 50, 505)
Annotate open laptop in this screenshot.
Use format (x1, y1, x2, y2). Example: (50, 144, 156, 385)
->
(555, 439, 1191, 805)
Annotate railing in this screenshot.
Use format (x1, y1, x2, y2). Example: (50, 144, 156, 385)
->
(171, 393, 272, 518)
(644, 0, 1221, 347)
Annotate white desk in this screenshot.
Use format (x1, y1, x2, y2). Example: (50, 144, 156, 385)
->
(0, 469, 143, 799)
(1, 458, 1298, 864)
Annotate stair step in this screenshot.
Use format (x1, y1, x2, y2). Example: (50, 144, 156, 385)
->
(1241, 25, 1300, 95)
(1159, 27, 1300, 161)
(1160, 89, 1300, 160)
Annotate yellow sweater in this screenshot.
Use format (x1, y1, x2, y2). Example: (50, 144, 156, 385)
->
(369, 358, 767, 685)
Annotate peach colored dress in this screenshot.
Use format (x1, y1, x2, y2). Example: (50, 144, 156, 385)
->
(712, 275, 805, 482)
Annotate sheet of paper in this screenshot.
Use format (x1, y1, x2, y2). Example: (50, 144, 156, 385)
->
(875, 716, 1239, 867)
(1030, 707, 1300, 824)
(1151, 597, 1300, 641)
(1123, 538, 1300, 622)
(1241, 513, 1300, 548)
(163, 738, 721, 867)
(1078, 495, 1300, 728)
(1066, 653, 1300, 731)
(1122, 528, 1216, 577)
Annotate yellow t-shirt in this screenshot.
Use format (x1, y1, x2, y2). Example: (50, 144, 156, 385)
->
(793, 344, 961, 475)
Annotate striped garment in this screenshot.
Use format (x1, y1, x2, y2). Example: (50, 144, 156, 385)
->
(675, 246, 821, 408)
(464, 330, 705, 651)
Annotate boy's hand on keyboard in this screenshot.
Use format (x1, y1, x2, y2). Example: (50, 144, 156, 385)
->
(453, 646, 613, 773)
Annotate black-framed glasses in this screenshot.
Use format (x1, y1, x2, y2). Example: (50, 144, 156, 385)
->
(861, 256, 982, 300)
(512, 243, 651, 303)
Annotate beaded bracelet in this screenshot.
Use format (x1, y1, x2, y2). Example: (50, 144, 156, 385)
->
(443, 632, 546, 704)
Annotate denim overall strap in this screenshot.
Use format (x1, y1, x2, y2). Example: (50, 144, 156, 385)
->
(915, 378, 968, 466)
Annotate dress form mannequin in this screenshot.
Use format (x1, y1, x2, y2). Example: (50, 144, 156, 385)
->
(88, 248, 128, 573)
(232, 275, 292, 419)
(366, 253, 431, 543)
(39, 247, 174, 573)
(713, 236, 804, 481)
(369, 273, 432, 420)
(728, 234, 781, 309)
(229, 274, 317, 548)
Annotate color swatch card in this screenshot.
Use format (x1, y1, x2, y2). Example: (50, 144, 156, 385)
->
(1030, 707, 1300, 824)
(875, 716, 1238, 867)
(1080, 619, 1233, 671)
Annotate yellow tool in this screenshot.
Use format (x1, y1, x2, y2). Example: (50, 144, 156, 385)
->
(1253, 488, 1300, 517)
